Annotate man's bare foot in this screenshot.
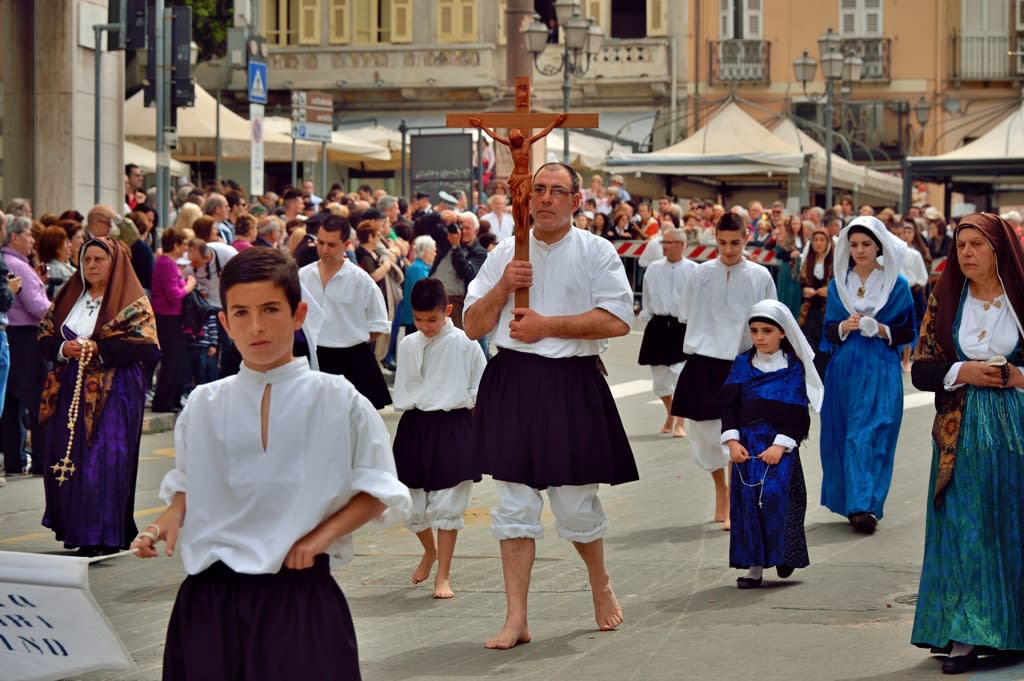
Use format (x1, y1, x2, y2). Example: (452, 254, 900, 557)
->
(714, 492, 729, 523)
(484, 624, 531, 649)
(672, 419, 687, 438)
(433, 576, 454, 599)
(722, 519, 731, 531)
(412, 551, 436, 584)
(660, 418, 673, 434)
(591, 580, 623, 631)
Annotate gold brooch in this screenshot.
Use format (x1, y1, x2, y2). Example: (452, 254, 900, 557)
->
(856, 286, 865, 298)
(983, 300, 1002, 311)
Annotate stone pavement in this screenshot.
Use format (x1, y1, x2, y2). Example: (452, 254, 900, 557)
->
(2, 328, 1023, 681)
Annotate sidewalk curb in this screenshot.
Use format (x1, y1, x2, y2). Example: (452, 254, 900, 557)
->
(142, 411, 178, 435)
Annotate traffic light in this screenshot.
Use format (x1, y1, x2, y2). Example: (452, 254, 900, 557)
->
(143, 4, 193, 108)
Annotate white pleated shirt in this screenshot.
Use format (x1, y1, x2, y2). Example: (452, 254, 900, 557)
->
(298, 260, 390, 348)
(160, 358, 412, 575)
(392, 320, 487, 412)
(465, 227, 634, 358)
(679, 257, 777, 360)
(639, 256, 697, 322)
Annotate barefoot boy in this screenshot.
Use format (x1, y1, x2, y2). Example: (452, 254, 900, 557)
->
(132, 248, 411, 680)
(392, 277, 486, 599)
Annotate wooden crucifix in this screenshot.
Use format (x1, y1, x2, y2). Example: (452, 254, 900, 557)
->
(447, 77, 599, 310)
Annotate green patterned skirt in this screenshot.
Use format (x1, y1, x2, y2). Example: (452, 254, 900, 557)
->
(911, 385, 1024, 651)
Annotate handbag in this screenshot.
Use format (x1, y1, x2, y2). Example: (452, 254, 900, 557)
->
(181, 289, 215, 336)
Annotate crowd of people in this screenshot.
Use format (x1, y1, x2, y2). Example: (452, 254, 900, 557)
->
(0, 161, 1021, 678)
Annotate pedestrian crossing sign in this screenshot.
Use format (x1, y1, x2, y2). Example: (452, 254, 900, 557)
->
(248, 62, 268, 104)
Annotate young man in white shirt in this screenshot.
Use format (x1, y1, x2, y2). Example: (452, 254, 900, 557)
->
(464, 162, 638, 650)
(671, 212, 777, 530)
(298, 215, 392, 408)
(132, 247, 411, 680)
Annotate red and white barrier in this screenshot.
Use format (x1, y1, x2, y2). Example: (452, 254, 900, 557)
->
(615, 240, 777, 266)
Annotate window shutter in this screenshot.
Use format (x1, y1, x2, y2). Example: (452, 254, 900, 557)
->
(744, 0, 762, 39)
(328, 0, 349, 44)
(298, 0, 321, 45)
(438, 0, 454, 42)
(457, 0, 477, 42)
(863, 0, 882, 36)
(584, 0, 609, 34)
(497, 0, 507, 45)
(839, 0, 857, 35)
(647, 0, 667, 36)
(720, 0, 734, 39)
(391, 0, 412, 43)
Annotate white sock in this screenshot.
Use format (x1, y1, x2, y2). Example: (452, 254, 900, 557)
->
(745, 566, 763, 580)
(949, 642, 973, 657)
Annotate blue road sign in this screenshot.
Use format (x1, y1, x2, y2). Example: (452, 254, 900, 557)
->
(248, 62, 268, 104)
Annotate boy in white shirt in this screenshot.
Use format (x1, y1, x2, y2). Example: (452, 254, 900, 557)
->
(132, 247, 411, 681)
(392, 278, 486, 599)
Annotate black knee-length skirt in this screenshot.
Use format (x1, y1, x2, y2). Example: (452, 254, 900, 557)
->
(638, 315, 687, 366)
(472, 349, 638, 489)
(316, 343, 392, 409)
(393, 408, 481, 491)
(670, 353, 734, 421)
(163, 555, 361, 681)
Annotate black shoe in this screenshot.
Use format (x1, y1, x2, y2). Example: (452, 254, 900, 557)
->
(736, 576, 762, 589)
(851, 512, 878, 534)
(776, 565, 794, 579)
(941, 648, 979, 674)
(381, 359, 397, 372)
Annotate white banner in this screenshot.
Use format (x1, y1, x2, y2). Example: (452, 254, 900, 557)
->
(0, 551, 134, 681)
(251, 103, 265, 197)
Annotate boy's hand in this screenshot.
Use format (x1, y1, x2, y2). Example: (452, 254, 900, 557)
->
(207, 346, 217, 357)
(130, 521, 180, 558)
(727, 440, 749, 463)
(758, 445, 785, 465)
(284, 527, 330, 570)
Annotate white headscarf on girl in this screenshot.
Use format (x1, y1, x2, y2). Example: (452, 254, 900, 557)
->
(747, 299, 824, 412)
(832, 215, 906, 318)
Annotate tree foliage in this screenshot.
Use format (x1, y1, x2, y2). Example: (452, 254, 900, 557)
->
(181, 0, 232, 63)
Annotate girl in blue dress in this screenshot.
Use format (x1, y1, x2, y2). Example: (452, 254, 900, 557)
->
(819, 216, 916, 534)
(719, 299, 823, 588)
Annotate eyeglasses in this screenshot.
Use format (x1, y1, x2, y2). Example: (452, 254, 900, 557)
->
(532, 185, 574, 198)
(661, 240, 683, 245)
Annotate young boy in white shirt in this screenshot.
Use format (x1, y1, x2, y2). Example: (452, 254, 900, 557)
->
(392, 277, 486, 599)
(132, 247, 411, 681)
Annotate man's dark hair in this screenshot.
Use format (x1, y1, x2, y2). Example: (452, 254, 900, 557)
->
(716, 212, 745, 234)
(220, 246, 302, 314)
(319, 214, 352, 242)
(358, 184, 373, 194)
(360, 208, 384, 222)
(415, 192, 430, 200)
(125, 163, 139, 176)
(533, 162, 581, 193)
(193, 216, 216, 242)
(478, 233, 498, 250)
(282, 188, 303, 202)
(410, 277, 448, 313)
(226, 189, 245, 210)
(398, 197, 409, 215)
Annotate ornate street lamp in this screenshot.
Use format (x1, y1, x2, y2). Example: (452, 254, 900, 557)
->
(793, 27, 863, 207)
(525, 1, 605, 163)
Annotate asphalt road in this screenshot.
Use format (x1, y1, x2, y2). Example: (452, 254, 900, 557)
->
(1, 323, 1022, 681)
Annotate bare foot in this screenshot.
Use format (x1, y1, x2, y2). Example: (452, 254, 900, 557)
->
(714, 491, 729, 523)
(722, 519, 731, 531)
(433, 576, 454, 599)
(591, 580, 623, 631)
(484, 624, 531, 649)
(672, 419, 687, 438)
(412, 551, 436, 585)
(660, 419, 672, 434)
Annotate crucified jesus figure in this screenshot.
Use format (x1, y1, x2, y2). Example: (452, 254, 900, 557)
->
(468, 112, 568, 237)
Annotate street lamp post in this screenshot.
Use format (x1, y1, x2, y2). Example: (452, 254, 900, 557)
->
(793, 27, 862, 208)
(523, 0, 604, 164)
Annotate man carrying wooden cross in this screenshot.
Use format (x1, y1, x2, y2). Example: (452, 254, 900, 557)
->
(463, 161, 639, 649)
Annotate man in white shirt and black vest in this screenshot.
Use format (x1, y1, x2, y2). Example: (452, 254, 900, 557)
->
(464, 162, 638, 650)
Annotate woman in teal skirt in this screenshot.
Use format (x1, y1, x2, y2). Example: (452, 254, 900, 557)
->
(774, 214, 806, 318)
(910, 212, 1024, 675)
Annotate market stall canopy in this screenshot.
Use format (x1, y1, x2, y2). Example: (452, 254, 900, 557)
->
(545, 129, 632, 169)
(123, 140, 191, 176)
(262, 117, 391, 165)
(606, 102, 807, 176)
(771, 118, 902, 205)
(124, 85, 319, 162)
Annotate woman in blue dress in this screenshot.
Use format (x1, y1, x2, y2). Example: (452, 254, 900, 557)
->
(909, 213, 1024, 675)
(819, 216, 916, 534)
(719, 299, 823, 588)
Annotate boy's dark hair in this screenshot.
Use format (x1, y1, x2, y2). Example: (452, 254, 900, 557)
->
(478, 232, 498, 250)
(715, 212, 745, 234)
(319, 214, 352, 241)
(219, 247, 302, 314)
(411, 277, 449, 313)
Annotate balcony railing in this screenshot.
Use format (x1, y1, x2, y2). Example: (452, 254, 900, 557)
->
(840, 37, 891, 82)
(952, 33, 1021, 80)
(708, 40, 770, 85)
